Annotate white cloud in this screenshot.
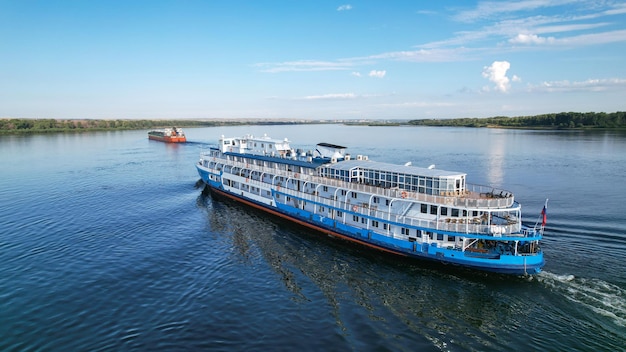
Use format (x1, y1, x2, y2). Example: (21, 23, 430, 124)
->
(367, 48, 471, 62)
(509, 29, 626, 46)
(482, 61, 517, 93)
(368, 70, 386, 78)
(527, 78, 626, 92)
(351, 71, 361, 77)
(509, 33, 555, 44)
(378, 101, 455, 108)
(254, 60, 352, 73)
(303, 93, 357, 100)
(337, 4, 352, 11)
(454, 0, 577, 22)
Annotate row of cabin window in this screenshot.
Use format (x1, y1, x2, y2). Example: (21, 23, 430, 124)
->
(324, 168, 452, 187)
(282, 195, 456, 242)
(282, 189, 479, 220)
(319, 187, 480, 218)
(352, 216, 456, 241)
(421, 204, 479, 217)
(402, 228, 456, 242)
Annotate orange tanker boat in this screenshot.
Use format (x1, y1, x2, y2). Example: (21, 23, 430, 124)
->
(148, 127, 187, 143)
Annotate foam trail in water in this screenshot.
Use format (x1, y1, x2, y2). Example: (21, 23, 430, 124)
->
(537, 271, 626, 327)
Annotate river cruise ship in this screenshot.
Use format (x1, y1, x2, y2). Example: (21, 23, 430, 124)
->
(196, 134, 544, 275)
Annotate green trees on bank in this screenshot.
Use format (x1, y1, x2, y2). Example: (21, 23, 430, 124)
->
(0, 119, 245, 134)
(1, 112, 625, 134)
(408, 111, 626, 129)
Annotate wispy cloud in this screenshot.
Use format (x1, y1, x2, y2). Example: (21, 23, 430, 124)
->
(422, 2, 626, 51)
(378, 101, 455, 108)
(254, 60, 353, 73)
(255, 1, 626, 73)
(337, 4, 352, 11)
(453, 0, 579, 23)
(365, 48, 474, 62)
(368, 70, 386, 78)
(303, 93, 357, 100)
(509, 33, 555, 44)
(256, 48, 470, 74)
(527, 78, 626, 92)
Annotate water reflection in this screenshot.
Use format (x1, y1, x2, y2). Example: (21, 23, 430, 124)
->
(196, 187, 537, 350)
(486, 132, 507, 187)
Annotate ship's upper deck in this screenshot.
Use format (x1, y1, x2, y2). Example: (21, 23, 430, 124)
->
(321, 159, 468, 196)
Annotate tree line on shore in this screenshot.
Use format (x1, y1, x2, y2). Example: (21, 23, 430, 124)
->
(1, 111, 624, 134)
(408, 111, 626, 129)
(0, 119, 245, 134)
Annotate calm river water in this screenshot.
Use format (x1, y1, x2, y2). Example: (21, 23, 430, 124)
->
(1, 125, 625, 351)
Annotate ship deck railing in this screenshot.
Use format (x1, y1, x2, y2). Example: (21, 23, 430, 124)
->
(201, 154, 531, 237)
(274, 185, 530, 238)
(202, 153, 516, 209)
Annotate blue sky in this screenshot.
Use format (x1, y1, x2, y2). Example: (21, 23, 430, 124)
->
(1, 0, 625, 120)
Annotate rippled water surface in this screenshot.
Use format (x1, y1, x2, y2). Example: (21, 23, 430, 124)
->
(1, 125, 625, 351)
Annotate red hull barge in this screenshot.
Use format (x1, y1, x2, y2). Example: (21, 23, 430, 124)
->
(148, 127, 186, 143)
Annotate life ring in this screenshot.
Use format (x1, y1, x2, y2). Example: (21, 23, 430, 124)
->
(401, 191, 408, 199)
(352, 205, 358, 212)
(294, 173, 299, 178)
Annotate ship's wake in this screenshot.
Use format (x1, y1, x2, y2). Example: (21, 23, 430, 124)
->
(534, 271, 626, 327)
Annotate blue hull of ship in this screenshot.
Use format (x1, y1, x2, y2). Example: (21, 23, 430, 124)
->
(197, 168, 543, 275)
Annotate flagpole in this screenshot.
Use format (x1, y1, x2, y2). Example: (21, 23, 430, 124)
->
(541, 198, 549, 233)
(534, 198, 549, 231)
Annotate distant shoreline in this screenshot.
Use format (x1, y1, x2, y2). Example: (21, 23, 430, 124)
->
(1, 111, 625, 134)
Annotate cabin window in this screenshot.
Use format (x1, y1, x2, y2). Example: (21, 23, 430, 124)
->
(472, 211, 478, 217)
(372, 220, 379, 227)
(427, 232, 433, 240)
(451, 208, 459, 217)
(448, 235, 456, 242)
(386, 199, 390, 206)
(361, 217, 366, 224)
(341, 190, 347, 196)
(421, 204, 428, 213)
(430, 205, 438, 215)
(319, 206, 325, 212)
(401, 227, 410, 235)
(437, 233, 444, 241)
(337, 211, 343, 217)
(441, 207, 448, 216)
(323, 186, 328, 192)
(373, 197, 379, 204)
(383, 224, 388, 230)
(463, 210, 468, 217)
(353, 215, 359, 222)
(351, 192, 357, 198)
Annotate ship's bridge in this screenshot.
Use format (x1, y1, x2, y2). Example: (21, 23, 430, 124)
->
(219, 134, 294, 157)
(319, 160, 467, 196)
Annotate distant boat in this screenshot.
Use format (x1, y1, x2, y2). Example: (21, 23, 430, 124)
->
(196, 133, 545, 275)
(148, 127, 186, 143)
